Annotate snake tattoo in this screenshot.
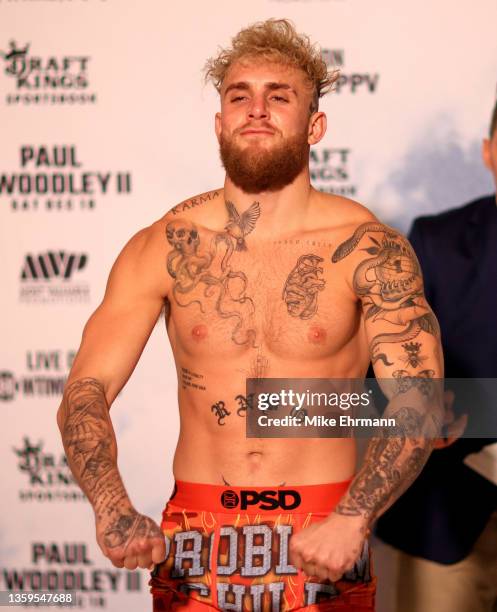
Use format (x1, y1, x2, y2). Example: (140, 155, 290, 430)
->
(332, 222, 439, 365)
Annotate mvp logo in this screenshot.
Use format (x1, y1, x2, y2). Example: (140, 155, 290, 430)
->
(221, 489, 301, 510)
(21, 251, 87, 281)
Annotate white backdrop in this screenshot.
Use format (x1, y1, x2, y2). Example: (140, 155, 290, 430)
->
(1, 1, 496, 610)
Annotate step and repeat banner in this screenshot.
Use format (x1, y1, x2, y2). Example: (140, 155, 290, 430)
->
(1, 1, 496, 610)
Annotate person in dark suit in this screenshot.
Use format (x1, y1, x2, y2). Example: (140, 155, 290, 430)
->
(375, 101, 497, 611)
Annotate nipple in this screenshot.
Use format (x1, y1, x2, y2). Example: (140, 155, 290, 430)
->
(191, 324, 208, 341)
(308, 326, 327, 345)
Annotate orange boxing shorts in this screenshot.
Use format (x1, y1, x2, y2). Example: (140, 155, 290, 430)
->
(149, 480, 376, 611)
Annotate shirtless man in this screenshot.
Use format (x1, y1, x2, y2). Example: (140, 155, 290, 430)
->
(57, 19, 444, 611)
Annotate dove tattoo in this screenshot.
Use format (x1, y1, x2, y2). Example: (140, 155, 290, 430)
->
(224, 201, 261, 251)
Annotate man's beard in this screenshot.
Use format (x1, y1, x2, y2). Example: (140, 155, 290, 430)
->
(219, 129, 309, 194)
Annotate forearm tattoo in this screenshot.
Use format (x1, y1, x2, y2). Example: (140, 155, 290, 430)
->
(331, 223, 443, 522)
(60, 378, 130, 521)
(60, 378, 162, 550)
(335, 405, 436, 522)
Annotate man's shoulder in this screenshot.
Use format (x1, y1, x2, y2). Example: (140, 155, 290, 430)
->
(411, 194, 496, 234)
(315, 192, 380, 234)
(162, 188, 224, 225)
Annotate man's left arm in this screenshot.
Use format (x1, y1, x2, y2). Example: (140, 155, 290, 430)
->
(289, 221, 444, 581)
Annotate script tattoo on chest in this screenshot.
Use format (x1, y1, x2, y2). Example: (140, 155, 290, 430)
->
(282, 254, 326, 319)
(165, 201, 261, 346)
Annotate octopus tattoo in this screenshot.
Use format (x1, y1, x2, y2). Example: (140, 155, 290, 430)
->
(166, 215, 257, 346)
(282, 254, 326, 319)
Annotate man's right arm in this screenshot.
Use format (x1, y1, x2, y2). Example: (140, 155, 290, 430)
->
(57, 220, 170, 570)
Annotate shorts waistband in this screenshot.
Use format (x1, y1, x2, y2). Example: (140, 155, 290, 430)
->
(169, 479, 352, 514)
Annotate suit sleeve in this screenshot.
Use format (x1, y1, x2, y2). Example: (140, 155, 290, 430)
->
(409, 218, 495, 458)
(408, 218, 434, 305)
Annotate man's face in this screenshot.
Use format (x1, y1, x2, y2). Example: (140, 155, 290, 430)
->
(482, 128, 497, 190)
(215, 59, 325, 193)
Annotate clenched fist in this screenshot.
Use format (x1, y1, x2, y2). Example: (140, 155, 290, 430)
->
(96, 508, 166, 571)
(289, 512, 367, 582)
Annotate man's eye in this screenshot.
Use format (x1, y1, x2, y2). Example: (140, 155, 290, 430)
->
(271, 96, 288, 103)
(231, 96, 247, 102)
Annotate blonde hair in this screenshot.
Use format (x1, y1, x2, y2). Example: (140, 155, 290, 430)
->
(204, 19, 338, 113)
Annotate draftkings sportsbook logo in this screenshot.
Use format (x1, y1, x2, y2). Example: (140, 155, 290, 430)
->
(310, 148, 357, 197)
(13, 437, 86, 502)
(322, 49, 379, 94)
(0, 41, 96, 105)
(221, 489, 301, 511)
(19, 251, 90, 303)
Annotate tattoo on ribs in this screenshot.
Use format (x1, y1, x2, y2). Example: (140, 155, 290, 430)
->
(282, 254, 326, 319)
(181, 367, 206, 391)
(166, 202, 261, 346)
(331, 223, 439, 366)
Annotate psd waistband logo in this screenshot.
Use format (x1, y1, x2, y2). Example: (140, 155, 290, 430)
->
(221, 489, 301, 510)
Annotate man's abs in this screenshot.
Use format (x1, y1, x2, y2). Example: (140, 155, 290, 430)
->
(170, 350, 365, 486)
(173, 417, 356, 486)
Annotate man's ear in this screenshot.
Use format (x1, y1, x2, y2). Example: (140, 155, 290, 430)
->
(215, 112, 222, 144)
(482, 138, 492, 171)
(308, 112, 327, 146)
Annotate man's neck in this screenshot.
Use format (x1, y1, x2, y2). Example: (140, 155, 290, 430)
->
(222, 169, 314, 238)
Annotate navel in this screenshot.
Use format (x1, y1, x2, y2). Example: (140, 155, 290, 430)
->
(191, 324, 208, 341)
(308, 326, 327, 344)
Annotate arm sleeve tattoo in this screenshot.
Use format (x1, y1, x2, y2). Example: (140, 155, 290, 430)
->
(58, 377, 133, 522)
(332, 222, 444, 523)
(58, 378, 163, 549)
(335, 392, 442, 522)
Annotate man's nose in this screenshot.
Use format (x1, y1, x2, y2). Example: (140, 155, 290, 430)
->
(247, 94, 269, 120)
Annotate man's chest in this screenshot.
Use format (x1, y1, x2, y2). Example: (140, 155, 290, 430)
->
(166, 235, 359, 360)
